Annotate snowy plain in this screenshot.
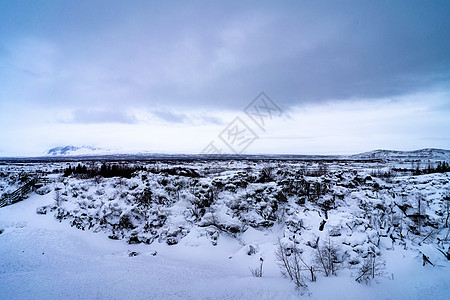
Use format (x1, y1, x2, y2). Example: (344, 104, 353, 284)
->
(0, 158, 449, 299)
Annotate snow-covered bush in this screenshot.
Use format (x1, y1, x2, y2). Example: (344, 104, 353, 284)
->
(36, 186, 51, 195)
(27, 160, 449, 267)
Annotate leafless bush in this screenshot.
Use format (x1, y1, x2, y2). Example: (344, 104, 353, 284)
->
(136, 187, 152, 207)
(258, 165, 274, 183)
(355, 252, 386, 284)
(94, 176, 102, 184)
(304, 163, 328, 177)
(370, 168, 394, 178)
(54, 189, 61, 207)
(315, 234, 342, 276)
(275, 239, 315, 288)
(444, 190, 449, 228)
(249, 258, 264, 277)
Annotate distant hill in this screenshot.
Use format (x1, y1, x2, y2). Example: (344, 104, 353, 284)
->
(351, 148, 450, 160)
(42, 146, 450, 160)
(46, 146, 110, 156)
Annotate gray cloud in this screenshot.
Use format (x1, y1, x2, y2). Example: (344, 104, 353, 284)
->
(1, 1, 449, 113)
(151, 110, 188, 124)
(0, 1, 449, 156)
(151, 110, 223, 125)
(197, 114, 223, 125)
(0, 0, 448, 160)
(69, 109, 137, 124)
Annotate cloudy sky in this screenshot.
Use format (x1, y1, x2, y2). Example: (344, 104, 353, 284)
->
(0, 1, 449, 156)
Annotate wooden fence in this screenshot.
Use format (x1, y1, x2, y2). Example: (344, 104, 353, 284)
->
(0, 177, 40, 208)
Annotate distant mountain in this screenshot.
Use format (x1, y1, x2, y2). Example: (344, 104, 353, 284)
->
(46, 146, 111, 156)
(42, 146, 450, 160)
(352, 148, 450, 160)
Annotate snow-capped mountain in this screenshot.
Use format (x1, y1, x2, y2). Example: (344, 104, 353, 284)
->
(43, 146, 450, 160)
(46, 145, 110, 156)
(352, 148, 450, 160)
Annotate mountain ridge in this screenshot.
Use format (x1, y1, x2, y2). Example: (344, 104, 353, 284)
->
(351, 148, 450, 160)
(44, 145, 450, 158)
(46, 145, 109, 156)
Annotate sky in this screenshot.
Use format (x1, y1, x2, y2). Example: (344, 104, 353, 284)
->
(0, 0, 449, 156)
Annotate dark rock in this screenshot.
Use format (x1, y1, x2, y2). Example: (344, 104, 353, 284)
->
(128, 251, 140, 257)
(348, 258, 360, 265)
(205, 227, 219, 246)
(329, 226, 341, 236)
(319, 219, 326, 231)
(437, 248, 450, 260)
(247, 245, 257, 255)
(306, 237, 319, 249)
(36, 186, 51, 195)
(139, 236, 155, 244)
(128, 236, 141, 244)
(250, 220, 274, 228)
(422, 253, 433, 266)
(36, 206, 47, 215)
(166, 236, 178, 245)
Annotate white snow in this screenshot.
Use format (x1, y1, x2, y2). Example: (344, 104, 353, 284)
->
(0, 191, 448, 299)
(1, 160, 450, 299)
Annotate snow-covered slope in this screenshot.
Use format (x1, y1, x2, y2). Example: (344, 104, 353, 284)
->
(352, 148, 450, 160)
(46, 145, 113, 156)
(1, 186, 450, 299)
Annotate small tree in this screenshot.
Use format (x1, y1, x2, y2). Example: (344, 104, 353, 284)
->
(54, 189, 61, 207)
(355, 252, 386, 284)
(445, 190, 450, 228)
(414, 193, 426, 235)
(315, 234, 341, 276)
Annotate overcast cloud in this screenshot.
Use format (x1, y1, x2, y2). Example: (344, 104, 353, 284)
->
(0, 1, 449, 155)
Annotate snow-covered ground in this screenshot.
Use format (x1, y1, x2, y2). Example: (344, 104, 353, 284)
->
(1, 160, 449, 299)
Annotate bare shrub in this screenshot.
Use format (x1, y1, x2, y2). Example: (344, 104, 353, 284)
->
(258, 165, 274, 183)
(370, 168, 394, 178)
(136, 187, 152, 207)
(355, 252, 386, 284)
(315, 234, 342, 276)
(275, 239, 314, 288)
(249, 258, 264, 277)
(54, 189, 61, 207)
(444, 190, 449, 228)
